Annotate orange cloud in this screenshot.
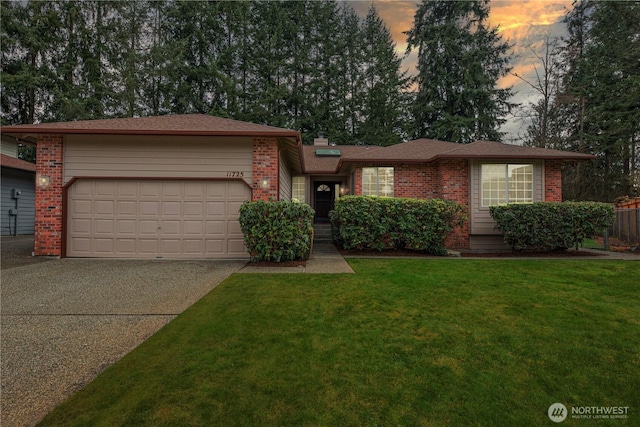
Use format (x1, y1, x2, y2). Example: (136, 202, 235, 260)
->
(345, 0, 575, 138)
(346, 0, 418, 56)
(490, 0, 571, 31)
(348, 1, 572, 46)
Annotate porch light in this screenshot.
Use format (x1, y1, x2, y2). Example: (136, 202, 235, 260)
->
(260, 178, 270, 189)
(37, 174, 51, 187)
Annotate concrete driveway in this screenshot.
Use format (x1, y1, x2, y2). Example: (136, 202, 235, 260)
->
(1, 236, 245, 427)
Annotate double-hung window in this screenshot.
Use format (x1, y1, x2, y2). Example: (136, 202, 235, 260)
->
(362, 167, 394, 197)
(292, 176, 305, 202)
(481, 164, 533, 206)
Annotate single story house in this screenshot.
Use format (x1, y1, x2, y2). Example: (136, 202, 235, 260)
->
(1, 135, 36, 235)
(0, 114, 593, 258)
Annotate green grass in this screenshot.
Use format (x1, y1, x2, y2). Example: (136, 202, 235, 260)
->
(582, 237, 605, 249)
(40, 260, 639, 427)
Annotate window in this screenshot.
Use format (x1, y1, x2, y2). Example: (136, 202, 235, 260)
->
(292, 176, 305, 202)
(362, 167, 394, 197)
(482, 164, 533, 207)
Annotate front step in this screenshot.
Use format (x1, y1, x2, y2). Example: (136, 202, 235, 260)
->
(313, 223, 333, 244)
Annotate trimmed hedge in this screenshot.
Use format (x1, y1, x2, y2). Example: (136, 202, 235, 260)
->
(490, 202, 615, 251)
(330, 196, 467, 255)
(239, 200, 315, 262)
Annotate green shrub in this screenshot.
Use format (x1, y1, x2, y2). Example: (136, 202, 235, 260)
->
(330, 196, 467, 255)
(239, 200, 315, 262)
(489, 202, 614, 252)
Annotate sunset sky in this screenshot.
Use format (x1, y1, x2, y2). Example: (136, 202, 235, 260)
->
(347, 0, 574, 141)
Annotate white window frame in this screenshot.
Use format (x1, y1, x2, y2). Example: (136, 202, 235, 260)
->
(292, 176, 305, 202)
(362, 167, 394, 197)
(481, 164, 534, 207)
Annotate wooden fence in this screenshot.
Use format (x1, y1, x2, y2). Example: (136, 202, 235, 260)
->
(606, 197, 640, 248)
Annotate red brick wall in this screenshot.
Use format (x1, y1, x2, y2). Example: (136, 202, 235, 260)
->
(354, 168, 362, 196)
(437, 159, 470, 249)
(353, 163, 439, 199)
(394, 163, 439, 199)
(35, 134, 64, 256)
(545, 160, 563, 202)
(252, 137, 279, 201)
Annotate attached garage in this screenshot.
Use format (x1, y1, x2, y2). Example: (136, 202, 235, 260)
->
(0, 114, 302, 258)
(66, 179, 250, 258)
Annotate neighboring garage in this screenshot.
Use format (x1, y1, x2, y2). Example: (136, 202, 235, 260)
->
(0, 114, 302, 258)
(1, 136, 36, 236)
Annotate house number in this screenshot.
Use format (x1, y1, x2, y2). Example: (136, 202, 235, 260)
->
(227, 171, 244, 177)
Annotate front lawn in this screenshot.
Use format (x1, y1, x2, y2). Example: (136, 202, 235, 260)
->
(40, 260, 639, 426)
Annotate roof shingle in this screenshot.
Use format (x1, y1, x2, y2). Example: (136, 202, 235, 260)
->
(301, 139, 593, 173)
(0, 114, 301, 139)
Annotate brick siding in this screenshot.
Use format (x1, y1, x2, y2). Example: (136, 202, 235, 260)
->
(34, 134, 64, 256)
(544, 160, 563, 202)
(252, 137, 279, 201)
(353, 168, 362, 195)
(394, 163, 439, 199)
(437, 159, 470, 249)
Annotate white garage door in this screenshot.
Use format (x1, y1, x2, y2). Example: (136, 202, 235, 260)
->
(67, 179, 251, 258)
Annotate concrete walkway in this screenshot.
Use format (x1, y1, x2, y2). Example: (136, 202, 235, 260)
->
(238, 242, 355, 274)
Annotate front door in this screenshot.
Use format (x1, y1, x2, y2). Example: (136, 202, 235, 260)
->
(314, 182, 336, 222)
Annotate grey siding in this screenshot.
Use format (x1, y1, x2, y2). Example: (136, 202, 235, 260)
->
(279, 151, 292, 200)
(469, 160, 544, 235)
(469, 235, 509, 251)
(63, 135, 253, 185)
(1, 136, 18, 157)
(1, 168, 35, 235)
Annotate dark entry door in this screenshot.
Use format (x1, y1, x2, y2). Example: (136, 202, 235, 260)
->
(314, 182, 336, 221)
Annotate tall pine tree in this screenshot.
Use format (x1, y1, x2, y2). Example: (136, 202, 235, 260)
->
(406, 0, 514, 143)
(555, 0, 640, 201)
(360, 5, 410, 146)
(1, 0, 413, 147)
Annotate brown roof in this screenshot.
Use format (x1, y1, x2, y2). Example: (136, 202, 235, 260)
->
(302, 139, 593, 173)
(438, 140, 595, 160)
(0, 114, 301, 140)
(343, 139, 462, 161)
(302, 145, 370, 173)
(1, 154, 36, 172)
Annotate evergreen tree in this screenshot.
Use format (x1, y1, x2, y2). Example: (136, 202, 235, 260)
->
(406, 0, 514, 143)
(360, 5, 410, 146)
(137, 0, 170, 116)
(556, 0, 640, 201)
(305, 0, 344, 143)
(246, 1, 292, 127)
(1, 1, 59, 124)
(162, 1, 226, 114)
(215, 1, 252, 119)
(331, 4, 363, 144)
(1, 0, 414, 149)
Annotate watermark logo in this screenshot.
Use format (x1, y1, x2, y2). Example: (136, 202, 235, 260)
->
(548, 403, 568, 423)
(548, 403, 630, 422)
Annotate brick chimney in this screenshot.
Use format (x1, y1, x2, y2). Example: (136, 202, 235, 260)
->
(313, 132, 329, 146)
